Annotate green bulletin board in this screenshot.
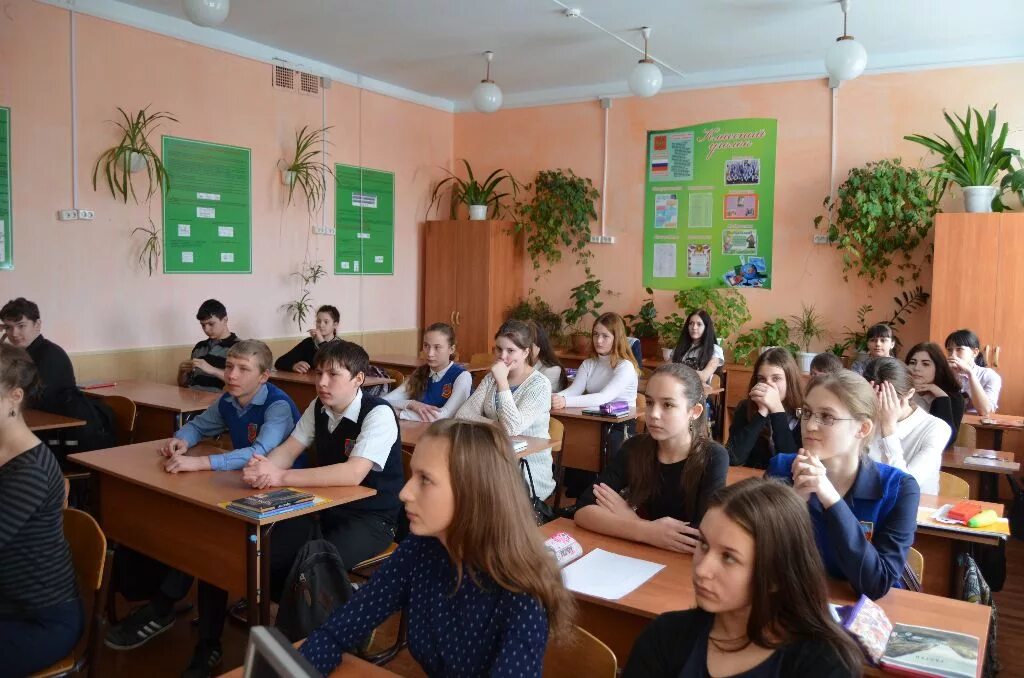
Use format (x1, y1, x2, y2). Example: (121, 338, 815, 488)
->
(162, 136, 252, 273)
(335, 164, 394, 275)
(642, 118, 777, 290)
(0, 107, 11, 270)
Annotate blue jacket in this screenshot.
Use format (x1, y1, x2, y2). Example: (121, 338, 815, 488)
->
(766, 453, 920, 600)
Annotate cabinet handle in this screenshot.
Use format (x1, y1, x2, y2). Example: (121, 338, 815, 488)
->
(455, 311, 461, 325)
(995, 346, 1001, 369)
(450, 311, 455, 326)
(984, 345, 991, 366)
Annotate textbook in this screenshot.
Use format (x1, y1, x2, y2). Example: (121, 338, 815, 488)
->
(226, 488, 314, 516)
(880, 624, 979, 678)
(225, 501, 316, 520)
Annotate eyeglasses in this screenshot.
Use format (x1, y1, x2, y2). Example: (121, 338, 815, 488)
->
(795, 408, 858, 427)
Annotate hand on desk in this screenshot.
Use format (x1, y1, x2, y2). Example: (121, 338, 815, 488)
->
(159, 438, 189, 457)
(551, 394, 566, 410)
(293, 361, 311, 374)
(243, 454, 284, 489)
(641, 517, 701, 553)
(164, 454, 210, 473)
(407, 401, 441, 422)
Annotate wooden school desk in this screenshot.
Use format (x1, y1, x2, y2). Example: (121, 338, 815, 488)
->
(399, 420, 551, 458)
(84, 380, 219, 442)
(551, 407, 638, 473)
(962, 413, 1024, 451)
(25, 409, 86, 432)
(219, 652, 398, 677)
(942, 446, 1019, 499)
(540, 519, 991, 676)
(69, 442, 374, 626)
(369, 353, 489, 378)
(269, 370, 393, 410)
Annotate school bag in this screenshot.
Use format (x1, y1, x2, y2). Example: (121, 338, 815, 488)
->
(275, 518, 354, 642)
(361, 365, 392, 398)
(958, 553, 1000, 678)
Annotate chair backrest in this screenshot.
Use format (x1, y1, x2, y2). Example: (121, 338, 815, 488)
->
(939, 471, 971, 499)
(906, 546, 925, 584)
(548, 417, 564, 454)
(402, 450, 413, 481)
(65, 508, 110, 676)
(470, 352, 493, 367)
(383, 368, 406, 389)
(542, 625, 617, 678)
(956, 423, 977, 449)
(103, 395, 137, 446)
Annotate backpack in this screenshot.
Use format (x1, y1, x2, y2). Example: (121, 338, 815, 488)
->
(958, 553, 1000, 678)
(275, 519, 354, 642)
(362, 365, 392, 398)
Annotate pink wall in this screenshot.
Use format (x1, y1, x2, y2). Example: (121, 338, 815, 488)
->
(454, 63, 1024, 353)
(0, 0, 453, 352)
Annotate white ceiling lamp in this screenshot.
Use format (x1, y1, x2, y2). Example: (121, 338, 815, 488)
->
(628, 27, 663, 98)
(183, 0, 230, 28)
(471, 51, 503, 114)
(825, 0, 867, 87)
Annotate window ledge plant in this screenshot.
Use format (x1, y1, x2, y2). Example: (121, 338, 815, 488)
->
(731, 319, 799, 367)
(789, 303, 827, 372)
(562, 276, 604, 354)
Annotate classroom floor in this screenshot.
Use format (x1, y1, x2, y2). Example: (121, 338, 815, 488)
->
(95, 537, 1023, 677)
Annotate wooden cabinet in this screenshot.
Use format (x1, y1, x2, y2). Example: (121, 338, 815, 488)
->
(930, 213, 1024, 418)
(422, 220, 524, 359)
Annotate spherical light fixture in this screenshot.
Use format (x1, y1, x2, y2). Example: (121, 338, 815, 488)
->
(471, 51, 503, 113)
(183, 0, 230, 27)
(628, 27, 663, 98)
(824, 0, 867, 84)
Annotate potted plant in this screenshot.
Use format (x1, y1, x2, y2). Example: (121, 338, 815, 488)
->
(624, 288, 661, 360)
(427, 159, 519, 221)
(656, 312, 685, 361)
(281, 261, 327, 332)
(515, 168, 600, 277)
(280, 125, 333, 215)
(814, 158, 937, 287)
(672, 288, 751, 354)
(788, 303, 827, 373)
(905, 106, 1019, 213)
(840, 286, 930, 359)
(730, 319, 799, 367)
(506, 294, 564, 343)
(93, 106, 177, 203)
(562, 276, 604, 355)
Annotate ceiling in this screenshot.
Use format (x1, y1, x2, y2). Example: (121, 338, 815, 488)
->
(90, 0, 1024, 110)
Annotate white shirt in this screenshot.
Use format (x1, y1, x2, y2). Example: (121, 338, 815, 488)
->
(290, 390, 398, 472)
(868, 405, 951, 495)
(556, 355, 638, 408)
(535, 361, 563, 392)
(962, 363, 1002, 413)
(383, 363, 473, 421)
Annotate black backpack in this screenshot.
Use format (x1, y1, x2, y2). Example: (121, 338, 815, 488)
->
(275, 520, 354, 642)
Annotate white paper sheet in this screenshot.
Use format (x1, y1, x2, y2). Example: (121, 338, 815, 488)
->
(561, 548, 665, 600)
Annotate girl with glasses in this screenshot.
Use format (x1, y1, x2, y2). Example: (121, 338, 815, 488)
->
(765, 370, 920, 600)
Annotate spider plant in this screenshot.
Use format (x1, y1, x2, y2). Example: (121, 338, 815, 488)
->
(426, 159, 520, 219)
(282, 126, 333, 214)
(292, 260, 327, 287)
(93, 106, 176, 203)
(282, 291, 314, 333)
(130, 218, 161, 276)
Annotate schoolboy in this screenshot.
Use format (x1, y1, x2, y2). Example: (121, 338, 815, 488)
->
(179, 299, 238, 392)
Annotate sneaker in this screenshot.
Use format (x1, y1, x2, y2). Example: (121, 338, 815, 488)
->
(181, 642, 223, 678)
(104, 603, 175, 650)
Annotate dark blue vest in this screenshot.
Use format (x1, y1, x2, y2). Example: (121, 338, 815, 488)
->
(216, 383, 300, 449)
(421, 363, 467, 408)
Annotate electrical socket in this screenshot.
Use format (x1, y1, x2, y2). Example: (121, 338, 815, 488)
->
(312, 225, 336, 236)
(78, 209, 95, 220)
(58, 209, 78, 221)
(812, 234, 829, 245)
(589, 234, 616, 244)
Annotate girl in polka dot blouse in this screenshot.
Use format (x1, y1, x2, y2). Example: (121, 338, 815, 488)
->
(300, 419, 575, 676)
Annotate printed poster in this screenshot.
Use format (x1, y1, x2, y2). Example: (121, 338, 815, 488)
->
(335, 164, 395, 276)
(642, 118, 777, 290)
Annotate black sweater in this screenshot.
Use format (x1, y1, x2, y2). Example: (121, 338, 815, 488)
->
(274, 336, 339, 371)
(727, 400, 801, 469)
(927, 393, 965, 449)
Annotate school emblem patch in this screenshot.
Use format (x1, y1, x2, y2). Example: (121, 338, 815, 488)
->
(247, 423, 259, 443)
(441, 383, 453, 399)
(344, 439, 355, 455)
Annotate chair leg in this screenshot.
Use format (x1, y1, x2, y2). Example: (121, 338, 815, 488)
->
(361, 609, 407, 666)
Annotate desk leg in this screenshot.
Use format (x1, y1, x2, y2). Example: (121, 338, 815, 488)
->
(979, 472, 998, 501)
(993, 430, 1004, 451)
(246, 525, 272, 627)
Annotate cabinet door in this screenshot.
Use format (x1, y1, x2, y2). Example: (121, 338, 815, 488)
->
(929, 214, 1000, 346)
(992, 215, 1024, 415)
(422, 221, 460, 328)
(454, 221, 493, 359)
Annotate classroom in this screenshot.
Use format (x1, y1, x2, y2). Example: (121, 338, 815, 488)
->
(2, 0, 1024, 676)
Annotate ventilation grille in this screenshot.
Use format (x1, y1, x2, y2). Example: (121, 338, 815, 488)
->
(273, 65, 295, 91)
(272, 65, 322, 96)
(299, 72, 320, 96)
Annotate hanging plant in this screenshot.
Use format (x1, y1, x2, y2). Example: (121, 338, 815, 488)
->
(130, 218, 161, 277)
(93, 106, 176, 203)
(281, 261, 327, 332)
(813, 158, 938, 287)
(281, 126, 334, 215)
(426, 159, 520, 219)
(515, 168, 600, 277)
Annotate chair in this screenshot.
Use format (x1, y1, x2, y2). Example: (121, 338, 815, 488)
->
(383, 368, 405, 389)
(906, 546, 925, 585)
(940, 471, 971, 499)
(956, 423, 978, 449)
(547, 418, 567, 510)
(103, 395, 137, 446)
(31, 509, 111, 678)
(542, 625, 617, 678)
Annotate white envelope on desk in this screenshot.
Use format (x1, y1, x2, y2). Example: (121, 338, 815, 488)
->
(561, 548, 665, 600)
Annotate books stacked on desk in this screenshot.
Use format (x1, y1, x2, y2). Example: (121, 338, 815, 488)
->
(582, 400, 632, 418)
(880, 623, 979, 678)
(224, 488, 316, 519)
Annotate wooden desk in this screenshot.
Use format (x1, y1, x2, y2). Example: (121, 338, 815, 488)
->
(942, 446, 1018, 499)
(541, 519, 990, 675)
(269, 371, 392, 410)
(370, 354, 489, 377)
(554, 350, 588, 369)
(219, 652, 397, 677)
(962, 413, 1024, 451)
(69, 442, 374, 626)
(551, 407, 638, 473)
(84, 380, 219, 442)
(399, 420, 550, 459)
(25, 409, 86, 432)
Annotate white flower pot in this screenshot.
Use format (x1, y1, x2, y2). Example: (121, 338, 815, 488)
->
(468, 204, 488, 221)
(963, 185, 997, 213)
(797, 351, 815, 374)
(662, 347, 673, 362)
(282, 169, 296, 186)
(118, 150, 147, 173)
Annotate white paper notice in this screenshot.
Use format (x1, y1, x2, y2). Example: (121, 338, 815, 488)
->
(220, 252, 234, 263)
(217, 226, 234, 238)
(357, 232, 371, 240)
(374, 255, 384, 263)
(561, 548, 665, 600)
(351, 193, 378, 208)
(353, 261, 360, 272)
(653, 243, 677, 278)
(181, 251, 194, 263)
(340, 262, 350, 270)
(177, 224, 191, 237)
(197, 192, 221, 201)
(196, 207, 216, 219)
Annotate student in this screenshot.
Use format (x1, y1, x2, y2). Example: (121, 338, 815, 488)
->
(179, 299, 239, 392)
(528, 320, 567, 392)
(905, 341, 965, 447)
(766, 370, 920, 600)
(863, 358, 951, 495)
(670, 310, 724, 384)
(104, 340, 301, 658)
(299, 419, 575, 676)
(574, 364, 729, 552)
(384, 323, 470, 422)
(0, 297, 113, 454)
(945, 329, 1001, 416)
(810, 352, 844, 378)
(274, 304, 341, 373)
(727, 348, 802, 469)
(0, 344, 83, 678)
(554, 312, 639, 411)
(850, 323, 896, 375)
(623, 478, 862, 678)
(455, 320, 554, 499)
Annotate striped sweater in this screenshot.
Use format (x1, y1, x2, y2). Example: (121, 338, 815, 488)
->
(0, 443, 78, 616)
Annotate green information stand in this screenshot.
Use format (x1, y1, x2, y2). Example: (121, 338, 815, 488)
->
(335, 164, 394, 275)
(162, 136, 252, 274)
(642, 118, 777, 290)
(0, 107, 12, 270)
